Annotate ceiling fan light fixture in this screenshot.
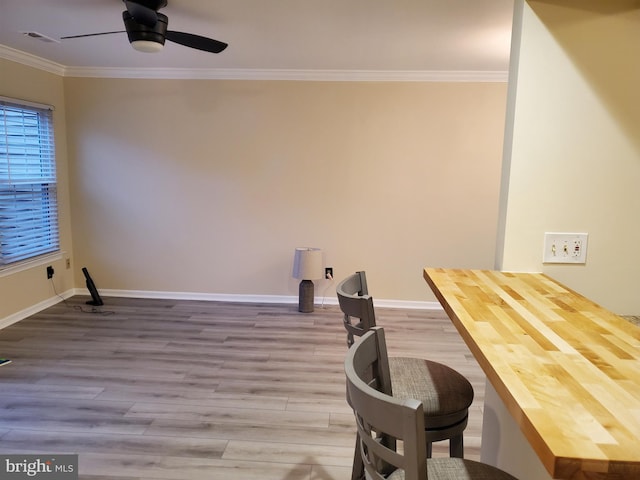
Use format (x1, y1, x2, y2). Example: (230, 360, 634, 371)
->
(123, 10, 167, 53)
(131, 39, 164, 52)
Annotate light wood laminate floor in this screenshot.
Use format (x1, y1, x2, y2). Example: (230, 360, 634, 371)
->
(0, 296, 485, 479)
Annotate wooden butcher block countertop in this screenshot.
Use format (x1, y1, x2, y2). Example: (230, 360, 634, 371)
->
(423, 268, 640, 480)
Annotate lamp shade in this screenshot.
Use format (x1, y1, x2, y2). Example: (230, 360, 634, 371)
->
(292, 248, 323, 280)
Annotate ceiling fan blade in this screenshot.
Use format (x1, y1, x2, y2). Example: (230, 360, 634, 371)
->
(165, 31, 228, 54)
(61, 31, 125, 40)
(124, 0, 158, 27)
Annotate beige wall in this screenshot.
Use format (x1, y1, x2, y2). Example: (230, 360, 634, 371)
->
(63, 78, 507, 303)
(498, 0, 640, 313)
(3, 0, 637, 323)
(0, 59, 75, 320)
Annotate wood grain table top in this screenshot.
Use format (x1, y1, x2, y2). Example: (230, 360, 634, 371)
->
(423, 268, 640, 480)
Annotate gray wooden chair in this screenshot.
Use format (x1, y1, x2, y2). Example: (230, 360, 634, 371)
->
(337, 271, 474, 479)
(337, 271, 374, 348)
(345, 327, 518, 480)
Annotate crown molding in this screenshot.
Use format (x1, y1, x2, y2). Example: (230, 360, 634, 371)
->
(0, 45, 66, 76)
(63, 66, 508, 82)
(1, 44, 507, 82)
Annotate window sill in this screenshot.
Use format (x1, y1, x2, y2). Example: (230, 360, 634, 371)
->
(0, 251, 65, 278)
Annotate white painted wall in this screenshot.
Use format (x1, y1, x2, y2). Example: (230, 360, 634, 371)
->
(498, 0, 640, 314)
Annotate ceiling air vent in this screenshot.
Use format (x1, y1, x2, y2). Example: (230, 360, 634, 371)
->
(21, 31, 59, 43)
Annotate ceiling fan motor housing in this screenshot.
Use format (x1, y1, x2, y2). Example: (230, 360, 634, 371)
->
(129, 0, 168, 10)
(122, 11, 168, 47)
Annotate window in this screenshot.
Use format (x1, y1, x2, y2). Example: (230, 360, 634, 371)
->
(0, 97, 59, 267)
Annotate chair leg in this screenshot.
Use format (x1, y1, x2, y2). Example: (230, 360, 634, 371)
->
(426, 441, 433, 458)
(351, 432, 364, 480)
(347, 333, 354, 348)
(449, 434, 464, 458)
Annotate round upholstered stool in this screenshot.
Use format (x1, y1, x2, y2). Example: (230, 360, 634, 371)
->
(337, 272, 476, 480)
(389, 357, 474, 457)
(347, 328, 516, 480)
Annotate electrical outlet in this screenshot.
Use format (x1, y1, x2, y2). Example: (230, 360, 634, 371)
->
(46, 265, 54, 279)
(543, 233, 588, 264)
(325, 267, 333, 279)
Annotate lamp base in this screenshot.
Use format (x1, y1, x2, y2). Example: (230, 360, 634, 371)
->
(298, 279, 315, 313)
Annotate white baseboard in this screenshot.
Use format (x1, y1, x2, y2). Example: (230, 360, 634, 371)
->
(99, 289, 443, 310)
(0, 289, 75, 330)
(100, 289, 298, 305)
(373, 299, 443, 310)
(1, 289, 443, 329)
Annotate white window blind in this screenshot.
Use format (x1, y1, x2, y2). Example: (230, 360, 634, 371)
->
(0, 97, 59, 267)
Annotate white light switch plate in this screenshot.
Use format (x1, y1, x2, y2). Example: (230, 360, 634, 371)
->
(543, 233, 588, 264)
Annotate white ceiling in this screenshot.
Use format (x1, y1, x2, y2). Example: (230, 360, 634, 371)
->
(0, 0, 514, 77)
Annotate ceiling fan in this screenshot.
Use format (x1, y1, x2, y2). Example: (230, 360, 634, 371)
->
(61, 0, 228, 54)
